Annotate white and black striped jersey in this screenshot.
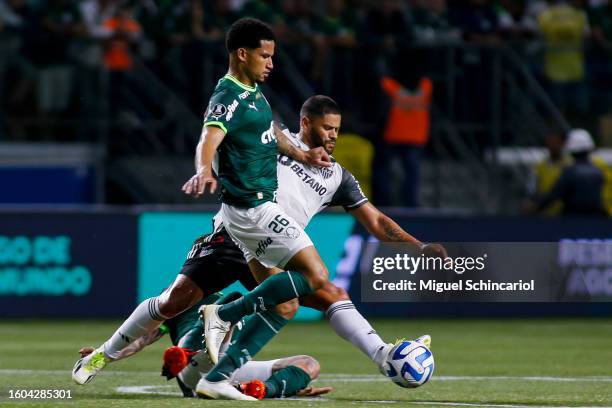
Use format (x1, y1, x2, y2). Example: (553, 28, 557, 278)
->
(275, 128, 368, 228)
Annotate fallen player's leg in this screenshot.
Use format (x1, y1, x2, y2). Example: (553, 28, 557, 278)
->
(71, 231, 254, 385)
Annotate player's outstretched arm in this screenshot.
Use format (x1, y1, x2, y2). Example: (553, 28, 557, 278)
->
(350, 203, 422, 243)
(350, 203, 448, 258)
(273, 123, 331, 168)
(182, 125, 226, 197)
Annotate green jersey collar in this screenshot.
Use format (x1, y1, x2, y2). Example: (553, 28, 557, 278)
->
(224, 74, 257, 92)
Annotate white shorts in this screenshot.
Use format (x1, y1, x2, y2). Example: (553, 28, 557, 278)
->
(221, 202, 313, 268)
(230, 359, 280, 383)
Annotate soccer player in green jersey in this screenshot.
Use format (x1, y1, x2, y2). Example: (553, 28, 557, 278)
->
(77, 292, 331, 399)
(180, 18, 342, 400)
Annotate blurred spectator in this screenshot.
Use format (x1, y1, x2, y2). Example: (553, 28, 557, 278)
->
(206, 0, 238, 39)
(281, 0, 326, 82)
(589, 0, 612, 109)
(450, 0, 501, 45)
(316, 0, 359, 105)
(36, 0, 84, 115)
(318, 0, 358, 47)
(78, 0, 119, 67)
(538, 0, 590, 115)
(102, 4, 142, 71)
(528, 126, 572, 216)
(359, 0, 413, 53)
(528, 129, 608, 216)
(156, 0, 230, 114)
(496, 0, 542, 41)
(411, 0, 461, 43)
(240, 0, 284, 26)
(0, 0, 39, 117)
(357, 0, 414, 119)
(378, 75, 433, 207)
(449, 0, 501, 143)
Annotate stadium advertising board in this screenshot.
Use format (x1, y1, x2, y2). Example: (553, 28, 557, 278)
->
(0, 212, 137, 318)
(338, 216, 612, 316)
(138, 212, 353, 321)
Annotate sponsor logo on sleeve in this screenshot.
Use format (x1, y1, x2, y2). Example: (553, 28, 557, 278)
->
(226, 100, 239, 121)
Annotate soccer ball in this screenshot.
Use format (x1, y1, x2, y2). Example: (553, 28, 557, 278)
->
(385, 340, 434, 388)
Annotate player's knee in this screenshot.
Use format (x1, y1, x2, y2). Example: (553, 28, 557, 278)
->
(293, 355, 320, 380)
(321, 282, 349, 302)
(158, 297, 183, 319)
(306, 266, 329, 291)
(158, 277, 201, 318)
(158, 290, 191, 318)
(275, 299, 299, 319)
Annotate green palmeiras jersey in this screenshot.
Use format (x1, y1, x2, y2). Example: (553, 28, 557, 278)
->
(203, 74, 277, 208)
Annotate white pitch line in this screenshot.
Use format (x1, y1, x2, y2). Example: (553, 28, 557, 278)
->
(2, 369, 612, 383)
(318, 374, 612, 383)
(409, 402, 612, 408)
(115, 385, 331, 402)
(116, 385, 178, 397)
(114, 386, 612, 408)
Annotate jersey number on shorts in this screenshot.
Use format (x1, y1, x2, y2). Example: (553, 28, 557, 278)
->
(268, 214, 290, 234)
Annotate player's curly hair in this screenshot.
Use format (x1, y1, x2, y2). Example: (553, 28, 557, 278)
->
(300, 95, 341, 119)
(226, 18, 276, 53)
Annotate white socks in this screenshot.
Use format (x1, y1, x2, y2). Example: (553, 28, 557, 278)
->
(103, 297, 168, 360)
(326, 300, 386, 363)
(178, 351, 211, 390)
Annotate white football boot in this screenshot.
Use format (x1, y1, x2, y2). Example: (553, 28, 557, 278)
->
(195, 378, 257, 401)
(200, 304, 231, 364)
(72, 347, 110, 385)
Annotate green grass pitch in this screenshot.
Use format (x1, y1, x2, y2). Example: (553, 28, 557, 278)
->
(0, 318, 611, 407)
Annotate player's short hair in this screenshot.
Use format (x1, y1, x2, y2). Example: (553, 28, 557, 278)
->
(226, 18, 276, 53)
(300, 95, 341, 119)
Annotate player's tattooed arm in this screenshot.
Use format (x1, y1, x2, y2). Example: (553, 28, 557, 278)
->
(351, 203, 421, 243)
(274, 124, 331, 168)
(352, 203, 448, 258)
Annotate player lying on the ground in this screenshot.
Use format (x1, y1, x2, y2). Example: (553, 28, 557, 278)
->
(78, 291, 332, 399)
(73, 95, 444, 390)
(194, 95, 445, 397)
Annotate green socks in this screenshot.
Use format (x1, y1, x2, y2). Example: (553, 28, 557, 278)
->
(264, 366, 312, 398)
(217, 271, 313, 324)
(205, 311, 289, 382)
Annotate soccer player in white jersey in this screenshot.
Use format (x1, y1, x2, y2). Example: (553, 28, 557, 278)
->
(72, 94, 444, 396)
(197, 95, 445, 398)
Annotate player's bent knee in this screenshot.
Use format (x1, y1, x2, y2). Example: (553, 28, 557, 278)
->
(158, 275, 203, 318)
(275, 299, 299, 319)
(321, 282, 349, 302)
(158, 297, 186, 319)
(306, 268, 329, 292)
(158, 288, 196, 318)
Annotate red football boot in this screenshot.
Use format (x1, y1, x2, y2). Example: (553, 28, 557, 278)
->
(161, 346, 196, 379)
(239, 379, 266, 400)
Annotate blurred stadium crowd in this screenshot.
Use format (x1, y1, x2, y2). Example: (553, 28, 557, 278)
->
(1, 0, 612, 214)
